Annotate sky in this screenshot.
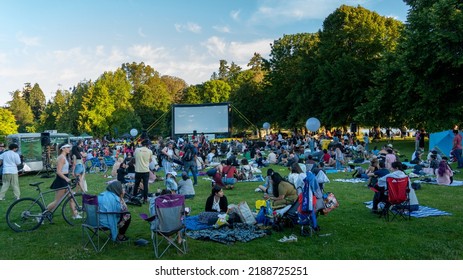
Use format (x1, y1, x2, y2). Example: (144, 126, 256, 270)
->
(0, 0, 410, 106)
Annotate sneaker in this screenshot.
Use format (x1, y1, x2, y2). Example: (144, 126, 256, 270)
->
(278, 235, 298, 243)
(255, 188, 262, 192)
(72, 214, 83, 219)
(288, 234, 298, 242)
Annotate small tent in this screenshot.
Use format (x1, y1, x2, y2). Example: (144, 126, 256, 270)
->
(429, 130, 463, 157)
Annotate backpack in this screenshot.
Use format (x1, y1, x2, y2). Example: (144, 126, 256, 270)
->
(182, 146, 194, 162)
(206, 167, 217, 177)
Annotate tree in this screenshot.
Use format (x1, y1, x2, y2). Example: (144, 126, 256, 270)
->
(161, 75, 188, 104)
(122, 62, 157, 90)
(39, 89, 73, 133)
(78, 69, 134, 137)
(263, 33, 317, 128)
(315, 5, 403, 128)
(27, 83, 46, 120)
(229, 53, 267, 130)
(398, 0, 463, 131)
(229, 70, 266, 131)
(182, 85, 202, 104)
(7, 90, 35, 132)
(360, 0, 463, 132)
(201, 80, 231, 103)
(0, 108, 19, 135)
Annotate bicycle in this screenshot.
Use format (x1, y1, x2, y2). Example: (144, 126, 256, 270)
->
(5, 178, 84, 232)
(85, 157, 107, 174)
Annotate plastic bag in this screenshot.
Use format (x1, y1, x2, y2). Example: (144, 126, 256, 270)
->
(316, 170, 330, 183)
(213, 213, 229, 228)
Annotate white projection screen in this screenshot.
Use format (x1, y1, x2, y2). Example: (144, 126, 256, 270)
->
(172, 103, 230, 136)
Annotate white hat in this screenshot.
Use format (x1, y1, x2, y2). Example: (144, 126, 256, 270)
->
(387, 144, 393, 148)
(60, 144, 72, 150)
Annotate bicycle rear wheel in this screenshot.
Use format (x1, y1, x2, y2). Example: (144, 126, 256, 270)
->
(100, 162, 108, 173)
(62, 193, 84, 226)
(6, 198, 45, 232)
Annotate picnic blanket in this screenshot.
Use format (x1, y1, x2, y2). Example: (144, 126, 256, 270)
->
(413, 179, 463, 187)
(324, 169, 339, 174)
(201, 174, 265, 183)
(334, 178, 368, 184)
(186, 223, 268, 244)
(184, 215, 213, 231)
(364, 201, 452, 218)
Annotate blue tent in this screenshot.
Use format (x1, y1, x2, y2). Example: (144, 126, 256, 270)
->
(429, 130, 463, 157)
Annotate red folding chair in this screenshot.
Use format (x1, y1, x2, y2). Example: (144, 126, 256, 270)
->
(382, 177, 411, 221)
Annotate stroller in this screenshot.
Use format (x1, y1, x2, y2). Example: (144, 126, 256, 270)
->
(273, 172, 321, 236)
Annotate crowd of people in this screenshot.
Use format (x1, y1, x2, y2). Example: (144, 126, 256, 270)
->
(1, 126, 462, 243)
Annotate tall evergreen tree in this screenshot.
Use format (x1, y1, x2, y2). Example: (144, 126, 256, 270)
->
(7, 90, 35, 132)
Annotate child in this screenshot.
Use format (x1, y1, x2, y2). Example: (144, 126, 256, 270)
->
(117, 162, 128, 184)
(165, 171, 178, 193)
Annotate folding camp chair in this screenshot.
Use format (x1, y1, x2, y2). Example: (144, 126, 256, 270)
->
(382, 177, 411, 221)
(140, 194, 187, 258)
(81, 194, 128, 252)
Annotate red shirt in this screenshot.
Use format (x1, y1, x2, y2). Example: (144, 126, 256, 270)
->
(453, 133, 462, 150)
(323, 153, 331, 163)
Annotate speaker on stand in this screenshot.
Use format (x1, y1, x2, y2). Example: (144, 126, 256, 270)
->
(37, 132, 53, 178)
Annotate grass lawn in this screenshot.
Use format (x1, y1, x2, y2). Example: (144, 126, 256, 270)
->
(0, 138, 462, 260)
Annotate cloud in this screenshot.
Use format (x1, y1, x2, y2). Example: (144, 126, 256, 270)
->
(174, 22, 202, 33)
(249, 0, 363, 25)
(213, 25, 231, 33)
(16, 32, 41, 47)
(0, 52, 7, 64)
(0, 35, 273, 105)
(229, 39, 272, 61)
(138, 27, 147, 38)
(202, 36, 227, 57)
(230, 10, 240, 21)
(128, 44, 169, 61)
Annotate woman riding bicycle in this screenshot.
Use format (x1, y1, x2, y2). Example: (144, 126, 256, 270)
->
(47, 143, 81, 219)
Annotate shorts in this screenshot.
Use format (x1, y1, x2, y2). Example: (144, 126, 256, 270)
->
(51, 174, 69, 189)
(223, 177, 237, 185)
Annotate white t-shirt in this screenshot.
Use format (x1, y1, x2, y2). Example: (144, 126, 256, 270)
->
(0, 150, 21, 174)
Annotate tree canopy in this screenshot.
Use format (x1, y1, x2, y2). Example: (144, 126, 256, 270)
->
(2, 2, 462, 137)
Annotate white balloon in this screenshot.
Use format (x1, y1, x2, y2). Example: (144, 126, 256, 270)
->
(305, 118, 320, 132)
(130, 128, 138, 137)
(263, 122, 270, 130)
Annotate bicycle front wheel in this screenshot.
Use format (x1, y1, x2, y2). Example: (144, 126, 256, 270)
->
(6, 198, 45, 232)
(62, 193, 84, 226)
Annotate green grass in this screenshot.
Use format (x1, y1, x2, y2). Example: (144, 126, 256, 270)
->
(1, 139, 462, 260)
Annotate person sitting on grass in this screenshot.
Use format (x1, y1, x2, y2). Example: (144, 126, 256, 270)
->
(117, 162, 128, 184)
(264, 172, 298, 208)
(164, 171, 178, 193)
(178, 171, 195, 199)
(376, 161, 419, 212)
(205, 186, 228, 213)
(255, 168, 274, 194)
(221, 159, 238, 189)
(98, 180, 131, 242)
(435, 160, 453, 185)
(370, 161, 390, 214)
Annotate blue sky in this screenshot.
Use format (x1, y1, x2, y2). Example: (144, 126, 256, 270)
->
(0, 0, 409, 106)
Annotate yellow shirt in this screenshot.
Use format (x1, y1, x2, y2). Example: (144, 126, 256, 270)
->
(134, 146, 152, 173)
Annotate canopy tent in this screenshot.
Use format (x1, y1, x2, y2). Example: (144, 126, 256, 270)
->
(429, 130, 463, 157)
